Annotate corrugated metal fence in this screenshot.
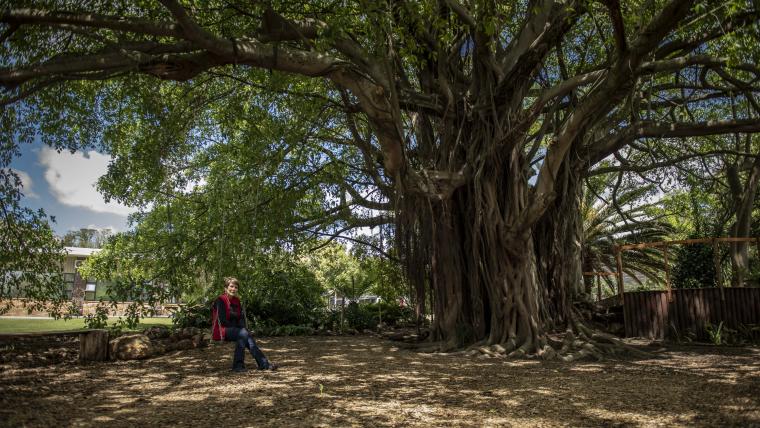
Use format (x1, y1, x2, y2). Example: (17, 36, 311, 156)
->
(623, 287, 760, 340)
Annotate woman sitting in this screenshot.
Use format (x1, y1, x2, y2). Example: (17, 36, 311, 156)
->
(212, 277, 277, 372)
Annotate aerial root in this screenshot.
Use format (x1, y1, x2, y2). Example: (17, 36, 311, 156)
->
(412, 310, 651, 360)
(453, 323, 651, 361)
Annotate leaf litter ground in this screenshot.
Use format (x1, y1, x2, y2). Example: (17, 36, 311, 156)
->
(1, 335, 758, 427)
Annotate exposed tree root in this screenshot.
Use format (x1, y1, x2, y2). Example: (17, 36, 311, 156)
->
(409, 310, 653, 361)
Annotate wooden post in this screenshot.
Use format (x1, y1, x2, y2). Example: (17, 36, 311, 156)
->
(615, 246, 624, 300)
(713, 238, 724, 301)
(663, 245, 672, 302)
(79, 329, 109, 362)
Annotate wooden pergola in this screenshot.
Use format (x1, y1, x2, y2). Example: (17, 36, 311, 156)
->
(598, 237, 760, 301)
(584, 237, 760, 339)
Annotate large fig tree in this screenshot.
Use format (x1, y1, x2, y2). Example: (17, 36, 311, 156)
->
(2, 0, 759, 355)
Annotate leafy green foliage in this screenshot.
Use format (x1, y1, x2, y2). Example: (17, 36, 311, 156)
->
(61, 228, 113, 248)
(242, 254, 325, 327)
(171, 304, 211, 329)
(0, 165, 68, 317)
(83, 301, 110, 329)
(582, 175, 674, 293)
(168, 251, 325, 330)
(672, 239, 718, 288)
(303, 240, 408, 304)
(343, 302, 376, 331)
(331, 301, 414, 332)
(706, 321, 724, 345)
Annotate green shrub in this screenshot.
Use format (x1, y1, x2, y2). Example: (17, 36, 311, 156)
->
(242, 261, 325, 327)
(83, 300, 110, 329)
(672, 239, 717, 288)
(344, 302, 376, 331)
(315, 308, 342, 330)
(370, 301, 415, 327)
(172, 303, 211, 329)
(706, 321, 724, 345)
(331, 301, 415, 331)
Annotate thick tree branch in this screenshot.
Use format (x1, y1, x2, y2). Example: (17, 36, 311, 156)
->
(524, 0, 695, 231)
(257, 8, 326, 43)
(1, 8, 182, 37)
(585, 118, 760, 167)
(654, 10, 760, 59)
(600, 0, 627, 52)
(588, 148, 760, 177)
(499, 0, 585, 102)
(157, 0, 232, 55)
(639, 55, 760, 77)
(532, 70, 607, 111)
(0, 50, 231, 89)
(442, 0, 476, 29)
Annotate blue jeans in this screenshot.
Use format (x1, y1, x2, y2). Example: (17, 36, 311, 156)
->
(224, 327, 271, 369)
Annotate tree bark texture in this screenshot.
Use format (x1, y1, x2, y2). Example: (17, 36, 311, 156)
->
(79, 329, 109, 362)
(398, 142, 550, 354)
(533, 157, 585, 329)
(728, 155, 760, 286)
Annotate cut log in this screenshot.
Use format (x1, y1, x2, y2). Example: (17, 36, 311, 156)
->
(79, 329, 109, 362)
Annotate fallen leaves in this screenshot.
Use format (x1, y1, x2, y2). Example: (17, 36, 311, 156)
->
(0, 336, 758, 427)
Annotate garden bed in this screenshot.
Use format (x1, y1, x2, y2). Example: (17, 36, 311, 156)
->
(1, 336, 758, 426)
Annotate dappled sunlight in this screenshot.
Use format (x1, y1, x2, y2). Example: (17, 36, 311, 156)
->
(567, 365, 607, 373)
(1, 336, 758, 426)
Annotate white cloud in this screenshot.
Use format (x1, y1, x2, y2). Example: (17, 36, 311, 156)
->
(38, 147, 137, 217)
(9, 168, 38, 198)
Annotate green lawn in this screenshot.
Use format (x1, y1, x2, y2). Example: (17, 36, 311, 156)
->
(0, 317, 173, 334)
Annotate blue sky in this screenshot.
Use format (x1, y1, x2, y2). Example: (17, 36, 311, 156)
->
(9, 139, 136, 236)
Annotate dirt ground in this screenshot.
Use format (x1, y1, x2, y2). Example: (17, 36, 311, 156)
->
(1, 335, 758, 427)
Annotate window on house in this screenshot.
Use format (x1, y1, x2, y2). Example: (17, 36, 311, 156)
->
(95, 280, 114, 301)
(63, 273, 75, 299)
(84, 282, 97, 301)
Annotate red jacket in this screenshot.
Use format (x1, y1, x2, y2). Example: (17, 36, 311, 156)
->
(211, 294, 245, 341)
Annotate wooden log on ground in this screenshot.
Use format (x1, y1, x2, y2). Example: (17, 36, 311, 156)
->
(79, 329, 109, 362)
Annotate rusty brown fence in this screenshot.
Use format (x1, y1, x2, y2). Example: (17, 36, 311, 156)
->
(623, 287, 760, 340)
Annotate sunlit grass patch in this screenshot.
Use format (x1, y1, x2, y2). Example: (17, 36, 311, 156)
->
(0, 317, 172, 333)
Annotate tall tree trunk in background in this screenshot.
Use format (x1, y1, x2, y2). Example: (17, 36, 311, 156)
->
(728, 154, 760, 286)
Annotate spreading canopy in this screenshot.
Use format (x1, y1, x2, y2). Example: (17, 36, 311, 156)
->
(2, 0, 760, 350)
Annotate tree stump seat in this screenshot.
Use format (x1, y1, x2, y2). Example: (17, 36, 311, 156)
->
(0, 329, 110, 362)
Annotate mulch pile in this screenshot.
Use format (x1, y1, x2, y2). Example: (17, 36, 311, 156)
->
(1, 335, 758, 427)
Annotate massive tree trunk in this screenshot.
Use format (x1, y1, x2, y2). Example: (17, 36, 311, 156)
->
(534, 156, 585, 329)
(398, 138, 551, 355)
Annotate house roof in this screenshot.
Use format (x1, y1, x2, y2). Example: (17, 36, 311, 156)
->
(64, 247, 102, 257)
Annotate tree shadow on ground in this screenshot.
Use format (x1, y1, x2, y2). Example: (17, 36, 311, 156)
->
(1, 336, 758, 427)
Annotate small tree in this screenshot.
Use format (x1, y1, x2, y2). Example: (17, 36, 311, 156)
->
(61, 228, 113, 248)
(672, 239, 717, 288)
(582, 179, 673, 296)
